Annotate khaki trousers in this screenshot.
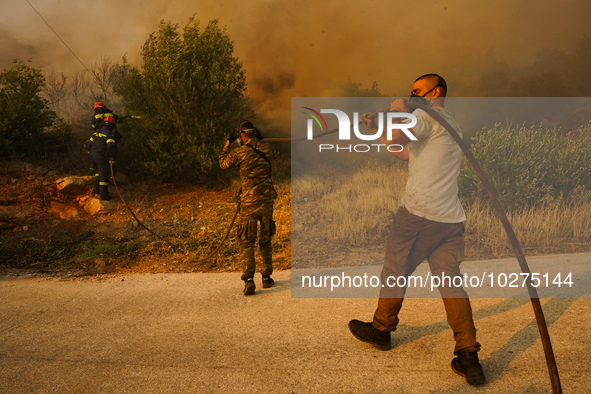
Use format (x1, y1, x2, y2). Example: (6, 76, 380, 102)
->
(373, 207, 480, 354)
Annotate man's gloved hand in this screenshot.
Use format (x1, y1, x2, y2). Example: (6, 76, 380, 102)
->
(227, 129, 239, 144)
(254, 128, 264, 140)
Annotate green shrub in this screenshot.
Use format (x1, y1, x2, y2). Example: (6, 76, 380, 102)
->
(114, 18, 248, 184)
(0, 59, 59, 160)
(459, 123, 591, 210)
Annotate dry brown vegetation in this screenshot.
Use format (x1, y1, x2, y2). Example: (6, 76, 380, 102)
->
(0, 162, 291, 278)
(292, 161, 591, 268)
(2, 155, 590, 278)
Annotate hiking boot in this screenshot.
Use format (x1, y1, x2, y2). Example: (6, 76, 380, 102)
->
(348, 319, 391, 351)
(243, 278, 255, 295)
(99, 185, 110, 201)
(451, 351, 486, 386)
(262, 276, 275, 288)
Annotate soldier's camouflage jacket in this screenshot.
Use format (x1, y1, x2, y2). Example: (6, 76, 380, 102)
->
(219, 140, 278, 205)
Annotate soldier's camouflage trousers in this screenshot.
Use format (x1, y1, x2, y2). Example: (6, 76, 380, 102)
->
(237, 202, 276, 280)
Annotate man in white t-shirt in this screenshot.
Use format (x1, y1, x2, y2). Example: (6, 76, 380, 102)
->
(349, 74, 485, 386)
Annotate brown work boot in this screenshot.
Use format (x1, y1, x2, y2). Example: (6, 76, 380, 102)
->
(262, 275, 275, 288)
(243, 278, 255, 295)
(451, 351, 486, 386)
(348, 319, 391, 351)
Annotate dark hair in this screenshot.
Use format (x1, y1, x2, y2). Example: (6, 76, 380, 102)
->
(415, 73, 447, 95)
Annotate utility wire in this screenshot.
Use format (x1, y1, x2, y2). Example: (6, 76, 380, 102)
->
(25, 0, 181, 251)
(24, 0, 100, 85)
(24, 1, 242, 261)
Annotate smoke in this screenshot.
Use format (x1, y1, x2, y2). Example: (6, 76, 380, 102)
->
(0, 32, 41, 64)
(2, 0, 591, 129)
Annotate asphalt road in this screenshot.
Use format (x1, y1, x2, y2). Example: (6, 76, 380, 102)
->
(1, 253, 590, 393)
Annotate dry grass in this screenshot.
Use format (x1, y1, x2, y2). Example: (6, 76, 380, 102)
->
(293, 162, 407, 244)
(271, 178, 292, 264)
(292, 162, 591, 263)
(465, 199, 591, 259)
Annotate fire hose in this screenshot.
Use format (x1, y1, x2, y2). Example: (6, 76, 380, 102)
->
(109, 160, 241, 261)
(29, 0, 240, 265)
(30, 0, 561, 387)
(27, 5, 560, 385)
(192, 202, 241, 263)
(406, 101, 561, 393)
(109, 161, 178, 252)
(112, 103, 562, 393)
(264, 102, 562, 393)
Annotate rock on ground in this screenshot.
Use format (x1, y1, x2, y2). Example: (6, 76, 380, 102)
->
(84, 198, 117, 215)
(55, 176, 93, 195)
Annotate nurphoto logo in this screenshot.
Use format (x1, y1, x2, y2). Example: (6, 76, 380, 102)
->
(302, 107, 418, 153)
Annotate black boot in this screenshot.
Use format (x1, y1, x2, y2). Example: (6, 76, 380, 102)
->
(262, 275, 274, 288)
(243, 278, 255, 295)
(99, 185, 111, 201)
(93, 176, 100, 195)
(451, 351, 486, 386)
(348, 319, 391, 351)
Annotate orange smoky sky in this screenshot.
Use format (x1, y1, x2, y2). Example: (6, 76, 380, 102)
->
(2, 0, 591, 125)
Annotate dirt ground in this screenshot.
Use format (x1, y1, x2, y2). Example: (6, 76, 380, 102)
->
(0, 161, 291, 279)
(3, 159, 588, 280)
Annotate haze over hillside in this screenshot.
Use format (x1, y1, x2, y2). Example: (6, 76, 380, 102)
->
(2, 0, 591, 127)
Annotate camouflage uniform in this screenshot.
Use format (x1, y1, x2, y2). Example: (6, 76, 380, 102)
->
(219, 140, 278, 280)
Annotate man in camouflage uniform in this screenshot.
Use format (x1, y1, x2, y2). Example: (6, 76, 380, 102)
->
(219, 121, 279, 295)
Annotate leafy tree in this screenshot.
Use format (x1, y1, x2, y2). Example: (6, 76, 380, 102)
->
(114, 18, 248, 183)
(0, 59, 58, 159)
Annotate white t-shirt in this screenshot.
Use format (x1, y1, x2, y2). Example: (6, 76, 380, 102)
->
(399, 107, 466, 223)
